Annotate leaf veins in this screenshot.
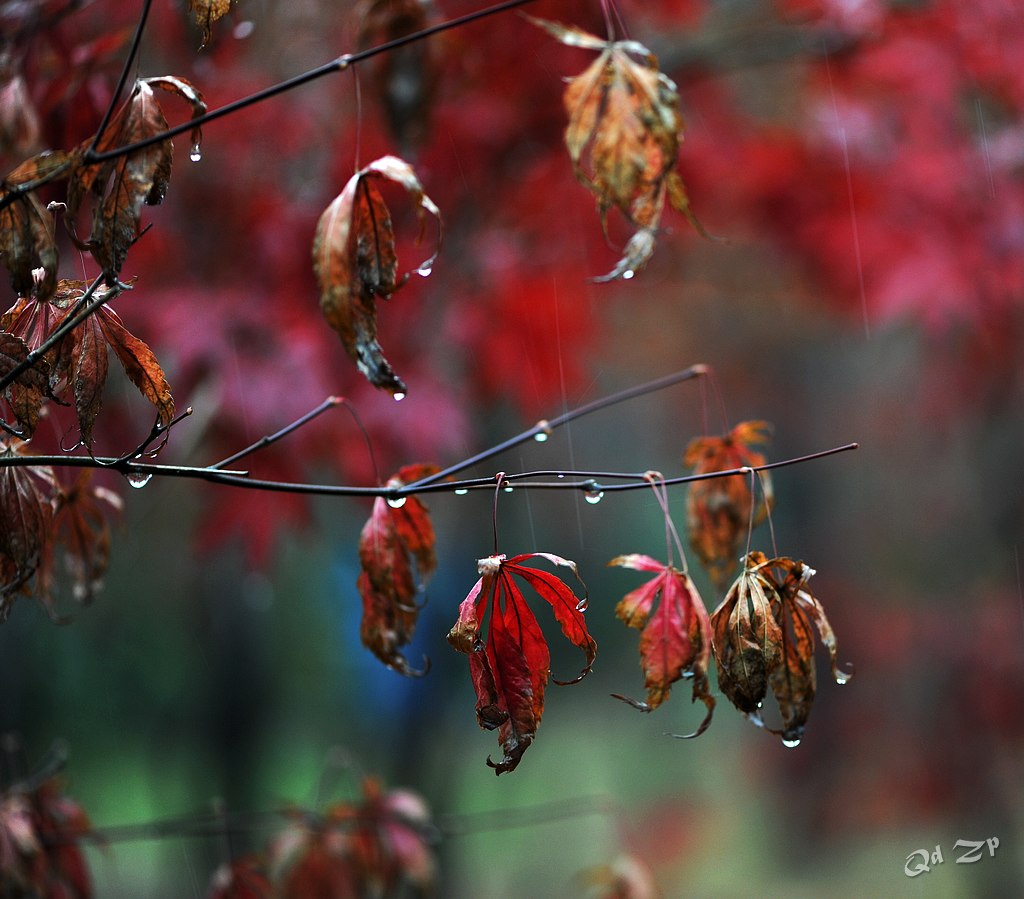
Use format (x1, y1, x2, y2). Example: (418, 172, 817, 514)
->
(312, 155, 441, 397)
(447, 552, 596, 775)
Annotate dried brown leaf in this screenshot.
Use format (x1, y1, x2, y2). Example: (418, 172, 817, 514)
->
(313, 155, 441, 396)
(530, 17, 706, 280)
(188, 0, 234, 48)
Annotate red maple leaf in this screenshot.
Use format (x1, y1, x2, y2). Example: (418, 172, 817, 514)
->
(357, 463, 438, 676)
(448, 552, 597, 774)
(608, 554, 714, 737)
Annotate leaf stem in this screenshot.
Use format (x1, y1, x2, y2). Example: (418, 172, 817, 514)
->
(405, 365, 709, 490)
(88, 0, 152, 155)
(82, 0, 540, 165)
(210, 396, 343, 470)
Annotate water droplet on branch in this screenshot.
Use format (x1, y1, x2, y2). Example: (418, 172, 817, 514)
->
(782, 737, 801, 748)
(387, 496, 407, 509)
(393, 392, 406, 402)
(125, 472, 152, 489)
(454, 488, 468, 496)
(582, 480, 604, 504)
(189, 144, 202, 163)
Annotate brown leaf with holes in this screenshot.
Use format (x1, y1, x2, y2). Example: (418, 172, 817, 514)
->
(188, 0, 234, 47)
(684, 421, 774, 590)
(530, 17, 706, 280)
(357, 463, 438, 676)
(313, 155, 441, 396)
(68, 77, 205, 277)
(608, 554, 714, 736)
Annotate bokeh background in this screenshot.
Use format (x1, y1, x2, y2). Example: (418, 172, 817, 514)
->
(1, 0, 1023, 895)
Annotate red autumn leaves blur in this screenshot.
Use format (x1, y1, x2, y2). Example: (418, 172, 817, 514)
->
(0, 772, 92, 898)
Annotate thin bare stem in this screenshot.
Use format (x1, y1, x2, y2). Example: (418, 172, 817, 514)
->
(81, 0, 539, 166)
(405, 365, 708, 491)
(88, 0, 151, 154)
(210, 397, 342, 470)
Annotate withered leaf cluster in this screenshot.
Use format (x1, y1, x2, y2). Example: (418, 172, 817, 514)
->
(531, 17, 708, 281)
(711, 552, 850, 744)
(0, 449, 121, 619)
(2, 280, 174, 445)
(313, 155, 442, 397)
(0, 772, 92, 897)
(208, 776, 436, 898)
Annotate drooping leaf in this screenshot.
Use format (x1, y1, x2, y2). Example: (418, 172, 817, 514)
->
(0, 330, 48, 437)
(68, 77, 205, 277)
(757, 555, 851, 744)
(684, 420, 773, 590)
(530, 17, 705, 280)
(188, 0, 234, 48)
(312, 155, 441, 396)
(0, 152, 70, 301)
(357, 463, 439, 676)
(608, 554, 714, 736)
(709, 552, 783, 719)
(96, 305, 175, 431)
(447, 552, 595, 774)
(44, 471, 123, 607)
(0, 441, 54, 619)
